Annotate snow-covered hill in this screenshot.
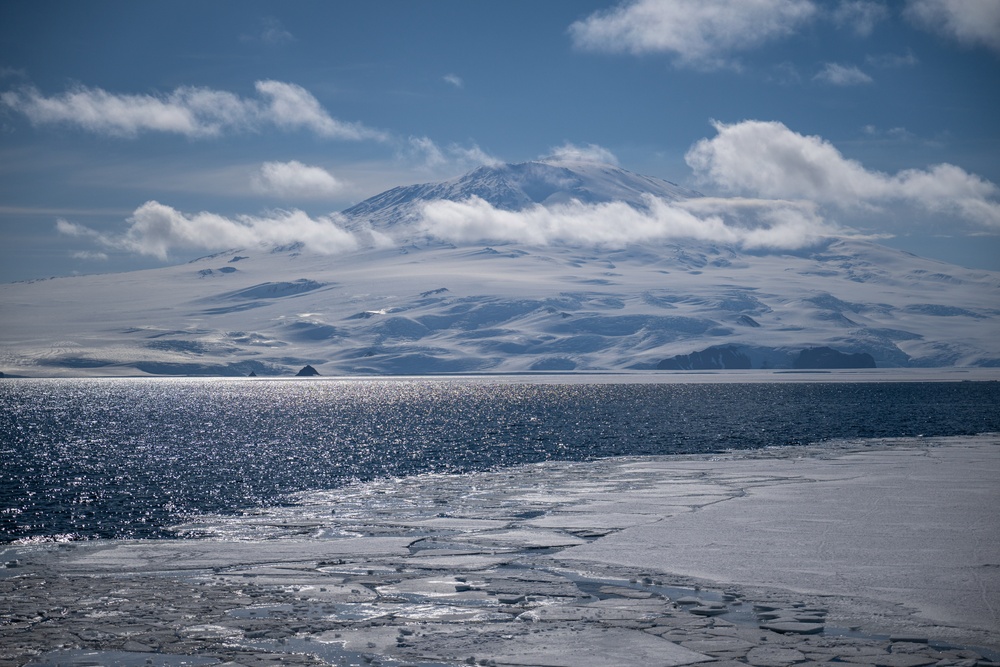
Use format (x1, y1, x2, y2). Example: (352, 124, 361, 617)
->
(2, 159, 999, 376)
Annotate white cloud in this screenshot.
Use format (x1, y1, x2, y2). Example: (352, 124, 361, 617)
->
(1, 80, 384, 140)
(814, 62, 873, 85)
(253, 80, 384, 140)
(904, 0, 1000, 53)
(866, 50, 919, 68)
(57, 218, 103, 239)
(408, 136, 448, 169)
(253, 161, 347, 198)
(767, 62, 803, 85)
(544, 142, 619, 165)
(862, 125, 916, 141)
(0, 66, 27, 79)
(58, 202, 378, 260)
(685, 119, 1000, 229)
(832, 1, 888, 36)
(443, 73, 464, 88)
(405, 136, 500, 171)
(417, 194, 841, 251)
(569, 0, 818, 68)
(71, 250, 108, 261)
(260, 17, 295, 45)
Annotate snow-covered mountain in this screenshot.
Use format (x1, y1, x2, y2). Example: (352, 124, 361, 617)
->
(343, 158, 699, 230)
(2, 159, 999, 376)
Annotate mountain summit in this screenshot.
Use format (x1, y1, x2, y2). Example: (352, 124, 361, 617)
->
(342, 159, 699, 229)
(1, 161, 998, 376)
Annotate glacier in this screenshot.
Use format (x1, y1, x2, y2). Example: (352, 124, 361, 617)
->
(2, 158, 999, 376)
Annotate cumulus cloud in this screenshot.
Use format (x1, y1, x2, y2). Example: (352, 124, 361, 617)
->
(832, 1, 888, 36)
(0, 80, 384, 140)
(685, 119, 1000, 229)
(417, 194, 841, 251)
(544, 142, 619, 165)
(253, 161, 347, 198)
(814, 62, 873, 85)
(569, 0, 818, 68)
(58, 202, 380, 260)
(904, 0, 1000, 53)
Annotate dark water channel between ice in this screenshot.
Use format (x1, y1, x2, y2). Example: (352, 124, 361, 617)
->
(2, 377, 999, 543)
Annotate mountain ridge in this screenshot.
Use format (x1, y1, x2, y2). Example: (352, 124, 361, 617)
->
(1, 160, 998, 376)
(342, 158, 700, 230)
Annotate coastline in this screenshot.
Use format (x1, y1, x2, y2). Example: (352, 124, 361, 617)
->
(3, 435, 998, 666)
(4, 367, 1000, 382)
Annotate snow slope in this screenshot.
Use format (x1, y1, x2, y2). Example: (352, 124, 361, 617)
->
(2, 160, 999, 376)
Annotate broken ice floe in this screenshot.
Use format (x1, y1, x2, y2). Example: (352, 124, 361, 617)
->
(6, 436, 1000, 666)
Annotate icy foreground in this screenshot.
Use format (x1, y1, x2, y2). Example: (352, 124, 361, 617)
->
(2, 159, 1000, 376)
(3, 436, 998, 666)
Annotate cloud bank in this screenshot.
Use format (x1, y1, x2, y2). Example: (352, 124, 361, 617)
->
(569, 0, 818, 68)
(685, 119, 1000, 229)
(58, 202, 385, 260)
(1, 80, 384, 140)
(417, 194, 841, 251)
(55, 120, 1000, 264)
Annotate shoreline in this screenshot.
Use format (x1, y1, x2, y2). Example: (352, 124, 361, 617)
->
(4, 368, 1000, 382)
(3, 435, 999, 666)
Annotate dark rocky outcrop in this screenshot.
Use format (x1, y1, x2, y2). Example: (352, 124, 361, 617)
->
(295, 364, 320, 376)
(793, 347, 876, 369)
(658, 345, 752, 370)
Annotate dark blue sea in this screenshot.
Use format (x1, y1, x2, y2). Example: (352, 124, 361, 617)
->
(2, 377, 999, 544)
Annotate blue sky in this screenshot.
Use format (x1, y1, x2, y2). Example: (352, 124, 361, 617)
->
(1, 0, 998, 282)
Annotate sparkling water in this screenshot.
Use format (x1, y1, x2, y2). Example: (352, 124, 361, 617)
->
(3, 377, 998, 542)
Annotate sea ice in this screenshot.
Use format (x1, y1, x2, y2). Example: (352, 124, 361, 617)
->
(3, 435, 998, 666)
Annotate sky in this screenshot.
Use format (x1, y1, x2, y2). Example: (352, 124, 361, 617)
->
(1, 0, 999, 283)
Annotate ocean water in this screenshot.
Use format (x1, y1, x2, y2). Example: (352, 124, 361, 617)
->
(2, 377, 999, 543)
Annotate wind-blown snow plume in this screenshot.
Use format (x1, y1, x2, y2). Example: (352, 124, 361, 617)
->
(417, 194, 840, 250)
(58, 202, 385, 259)
(569, 0, 817, 68)
(686, 120, 1000, 229)
(1, 80, 384, 140)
